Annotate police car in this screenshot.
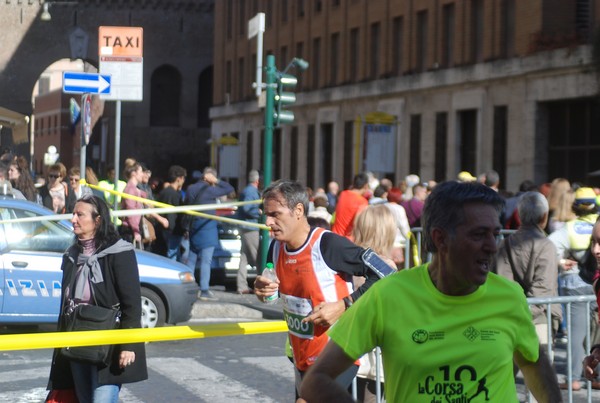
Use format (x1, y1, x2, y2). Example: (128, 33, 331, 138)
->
(0, 198, 198, 328)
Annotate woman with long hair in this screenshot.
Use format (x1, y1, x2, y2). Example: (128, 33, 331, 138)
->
(85, 166, 107, 199)
(546, 178, 572, 233)
(548, 188, 576, 233)
(353, 205, 397, 262)
(8, 158, 39, 203)
(351, 204, 397, 403)
(47, 195, 147, 401)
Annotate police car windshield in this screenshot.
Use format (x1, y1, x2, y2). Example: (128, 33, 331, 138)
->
(0, 207, 72, 253)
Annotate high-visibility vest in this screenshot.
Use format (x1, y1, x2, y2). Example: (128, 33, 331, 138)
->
(566, 214, 598, 251)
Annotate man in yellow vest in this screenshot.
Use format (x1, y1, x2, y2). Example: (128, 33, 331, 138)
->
(98, 165, 127, 206)
(98, 165, 127, 225)
(549, 186, 598, 391)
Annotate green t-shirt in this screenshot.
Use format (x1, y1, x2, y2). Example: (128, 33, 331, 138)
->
(328, 264, 539, 402)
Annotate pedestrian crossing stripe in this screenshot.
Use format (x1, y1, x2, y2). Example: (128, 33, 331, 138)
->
(146, 357, 281, 403)
(0, 387, 47, 403)
(0, 355, 295, 402)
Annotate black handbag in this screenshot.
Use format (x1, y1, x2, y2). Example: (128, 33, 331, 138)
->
(60, 257, 121, 366)
(60, 303, 121, 366)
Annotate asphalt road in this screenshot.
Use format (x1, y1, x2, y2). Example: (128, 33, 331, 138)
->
(0, 331, 294, 402)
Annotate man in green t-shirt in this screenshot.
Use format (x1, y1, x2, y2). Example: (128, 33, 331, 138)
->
(299, 181, 562, 403)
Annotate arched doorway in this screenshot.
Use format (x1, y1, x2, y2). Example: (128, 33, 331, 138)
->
(30, 59, 104, 177)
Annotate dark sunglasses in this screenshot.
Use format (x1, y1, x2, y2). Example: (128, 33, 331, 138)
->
(48, 174, 60, 179)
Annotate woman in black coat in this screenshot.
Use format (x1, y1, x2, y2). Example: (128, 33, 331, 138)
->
(47, 195, 147, 402)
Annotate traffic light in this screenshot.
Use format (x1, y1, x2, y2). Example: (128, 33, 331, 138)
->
(261, 55, 308, 269)
(273, 73, 297, 126)
(272, 58, 309, 126)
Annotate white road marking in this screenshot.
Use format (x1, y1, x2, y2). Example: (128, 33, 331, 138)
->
(0, 387, 46, 403)
(118, 388, 146, 403)
(0, 356, 292, 402)
(0, 359, 48, 366)
(241, 356, 294, 379)
(146, 357, 278, 403)
(0, 367, 48, 383)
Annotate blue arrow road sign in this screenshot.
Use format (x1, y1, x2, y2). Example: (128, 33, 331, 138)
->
(63, 72, 111, 94)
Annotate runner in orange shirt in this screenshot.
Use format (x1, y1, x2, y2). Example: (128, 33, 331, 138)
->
(254, 179, 391, 397)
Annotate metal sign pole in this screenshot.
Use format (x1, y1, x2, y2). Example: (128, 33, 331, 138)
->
(259, 55, 276, 271)
(79, 94, 88, 184)
(80, 137, 86, 184)
(113, 100, 122, 219)
(29, 114, 35, 173)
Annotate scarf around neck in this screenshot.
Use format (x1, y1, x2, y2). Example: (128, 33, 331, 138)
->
(73, 239, 134, 301)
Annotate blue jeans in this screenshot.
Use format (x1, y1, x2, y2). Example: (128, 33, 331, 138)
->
(166, 234, 183, 261)
(187, 246, 215, 291)
(70, 361, 120, 403)
(560, 284, 596, 381)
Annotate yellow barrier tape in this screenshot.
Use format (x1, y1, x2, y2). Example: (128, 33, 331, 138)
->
(0, 203, 260, 224)
(83, 179, 270, 231)
(408, 231, 421, 266)
(0, 321, 288, 352)
(0, 183, 269, 231)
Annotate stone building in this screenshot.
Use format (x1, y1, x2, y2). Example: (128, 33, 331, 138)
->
(210, 0, 600, 192)
(0, 0, 214, 179)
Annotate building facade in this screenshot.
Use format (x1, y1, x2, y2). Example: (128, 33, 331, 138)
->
(210, 0, 600, 192)
(0, 0, 214, 179)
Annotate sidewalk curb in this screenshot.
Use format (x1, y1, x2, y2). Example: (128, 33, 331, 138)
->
(191, 298, 283, 320)
(191, 302, 263, 320)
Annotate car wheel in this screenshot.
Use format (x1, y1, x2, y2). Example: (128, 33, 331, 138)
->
(140, 287, 166, 328)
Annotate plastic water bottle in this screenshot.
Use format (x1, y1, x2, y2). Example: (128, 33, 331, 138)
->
(262, 263, 279, 304)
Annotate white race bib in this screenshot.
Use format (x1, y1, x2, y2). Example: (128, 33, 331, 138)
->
(281, 293, 314, 339)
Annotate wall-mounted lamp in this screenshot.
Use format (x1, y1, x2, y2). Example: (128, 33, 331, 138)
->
(41, 3, 51, 21)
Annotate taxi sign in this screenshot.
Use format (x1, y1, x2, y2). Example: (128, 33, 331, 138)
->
(99, 26, 143, 57)
(98, 26, 144, 101)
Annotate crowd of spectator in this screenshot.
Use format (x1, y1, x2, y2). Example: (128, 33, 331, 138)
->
(0, 147, 598, 392)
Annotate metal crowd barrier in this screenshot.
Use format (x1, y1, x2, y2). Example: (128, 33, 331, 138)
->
(526, 295, 597, 403)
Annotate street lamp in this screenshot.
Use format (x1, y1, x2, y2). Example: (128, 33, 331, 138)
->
(40, 1, 79, 22)
(282, 57, 310, 74)
(40, 2, 51, 21)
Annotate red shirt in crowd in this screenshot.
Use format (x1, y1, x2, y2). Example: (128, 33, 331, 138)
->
(331, 190, 368, 238)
